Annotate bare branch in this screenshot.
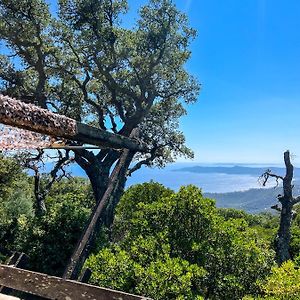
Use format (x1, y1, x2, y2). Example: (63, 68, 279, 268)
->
(127, 157, 152, 176)
(107, 108, 118, 133)
(43, 150, 74, 197)
(292, 196, 300, 205)
(127, 146, 160, 176)
(259, 169, 284, 187)
(20, 149, 74, 215)
(271, 204, 282, 212)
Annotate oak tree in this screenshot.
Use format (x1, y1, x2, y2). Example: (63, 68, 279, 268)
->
(0, 0, 199, 275)
(0, 0, 198, 208)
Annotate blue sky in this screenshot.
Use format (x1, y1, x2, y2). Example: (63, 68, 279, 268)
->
(46, 0, 300, 164)
(174, 0, 300, 164)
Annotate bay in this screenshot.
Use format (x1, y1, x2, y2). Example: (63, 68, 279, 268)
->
(69, 162, 284, 193)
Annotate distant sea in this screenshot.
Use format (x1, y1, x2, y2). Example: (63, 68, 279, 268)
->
(69, 162, 290, 194)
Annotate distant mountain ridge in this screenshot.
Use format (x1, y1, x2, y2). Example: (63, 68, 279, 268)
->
(48, 162, 300, 213)
(173, 165, 300, 213)
(205, 181, 300, 214)
(174, 165, 300, 177)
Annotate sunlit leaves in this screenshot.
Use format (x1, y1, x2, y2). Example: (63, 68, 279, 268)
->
(86, 182, 274, 299)
(260, 261, 300, 299)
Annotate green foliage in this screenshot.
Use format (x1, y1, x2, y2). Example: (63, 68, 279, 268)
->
(0, 0, 200, 165)
(112, 181, 174, 241)
(0, 154, 34, 255)
(260, 261, 300, 299)
(134, 256, 205, 300)
(290, 226, 300, 261)
(289, 205, 300, 261)
(86, 247, 135, 292)
(0, 153, 31, 200)
(218, 208, 279, 246)
(218, 209, 278, 228)
(15, 178, 93, 276)
(86, 182, 274, 299)
(0, 0, 52, 104)
(86, 245, 206, 300)
(218, 207, 249, 221)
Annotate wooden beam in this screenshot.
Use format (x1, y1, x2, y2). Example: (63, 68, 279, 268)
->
(0, 265, 151, 300)
(0, 252, 28, 295)
(75, 123, 145, 151)
(0, 94, 146, 152)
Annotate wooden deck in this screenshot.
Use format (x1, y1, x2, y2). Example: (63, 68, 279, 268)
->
(0, 265, 151, 300)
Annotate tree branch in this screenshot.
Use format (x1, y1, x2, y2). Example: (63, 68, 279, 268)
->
(21, 149, 73, 215)
(259, 169, 284, 187)
(127, 146, 160, 176)
(292, 196, 300, 205)
(271, 204, 282, 212)
(283, 150, 294, 199)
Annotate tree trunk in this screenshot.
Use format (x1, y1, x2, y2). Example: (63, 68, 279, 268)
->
(63, 130, 138, 279)
(261, 151, 300, 265)
(275, 151, 294, 265)
(85, 162, 110, 202)
(276, 200, 292, 264)
(101, 154, 132, 229)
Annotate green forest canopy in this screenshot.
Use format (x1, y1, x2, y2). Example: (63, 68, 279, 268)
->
(1, 155, 300, 299)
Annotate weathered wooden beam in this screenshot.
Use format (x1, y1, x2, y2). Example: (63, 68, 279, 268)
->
(75, 123, 145, 151)
(0, 94, 146, 152)
(0, 265, 151, 300)
(0, 252, 28, 295)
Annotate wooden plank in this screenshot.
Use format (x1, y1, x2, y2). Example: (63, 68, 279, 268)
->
(0, 252, 29, 294)
(12, 253, 28, 269)
(4, 252, 19, 266)
(0, 94, 146, 152)
(0, 265, 151, 300)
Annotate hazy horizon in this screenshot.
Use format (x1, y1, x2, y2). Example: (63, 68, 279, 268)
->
(65, 161, 293, 194)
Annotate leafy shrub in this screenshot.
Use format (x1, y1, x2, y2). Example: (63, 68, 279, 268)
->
(86, 182, 274, 299)
(15, 178, 93, 276)
(0, 155, 34, 256)
(260, 260, 300, 299)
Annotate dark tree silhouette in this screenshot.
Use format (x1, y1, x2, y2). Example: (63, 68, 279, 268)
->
(260, 150, 300, 264)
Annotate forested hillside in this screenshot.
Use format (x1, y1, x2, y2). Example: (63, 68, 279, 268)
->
(205, 182, 300, 213)
(1, 155, 300, 299)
